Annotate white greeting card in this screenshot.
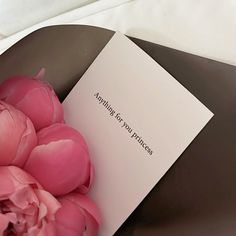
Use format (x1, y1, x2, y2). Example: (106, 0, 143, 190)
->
(63, 32, 213, 235)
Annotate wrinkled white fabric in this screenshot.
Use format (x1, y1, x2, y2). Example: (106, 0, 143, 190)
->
(0, 0, 97, 36)
(0, 0, 132, 54)
(0, 0, 236, 66)
(76, 0, 236, 65)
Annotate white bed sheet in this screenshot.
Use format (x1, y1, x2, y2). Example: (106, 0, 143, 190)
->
(0, 0, 236, 66)
(0, 0, 97, 36)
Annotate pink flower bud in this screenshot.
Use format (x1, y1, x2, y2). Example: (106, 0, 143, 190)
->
(55, 193, 100, 236)
(0, 101, 37, 167)
(0, 166, 61, 235)
(24, 123, 93, 196)
(0, 69, 64, 131)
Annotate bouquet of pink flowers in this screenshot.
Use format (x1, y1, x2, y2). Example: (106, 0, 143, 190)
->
(0, 70, 100, 236)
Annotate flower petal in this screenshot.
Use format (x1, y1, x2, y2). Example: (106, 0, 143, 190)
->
(37, 123, 88, 151)
(50, 91, 64, 124)
(0, 213, 10, 235)
(16, 87, 54, 131)
(0, 167, 14, 198)
(0, 106, 20, 165)
(83, 209, 99, 236)
(37, 221, 56, 236)
(13, 117, 37, 167)
(34, 68, 45, 80)
(38, 203, 47, 221)
(0, 102, 37, 167)
(0, 166, 60, 235)
(24, 139, 89, 196)
(55, 198, 85, 236)
(0, 76, 37, 104)
(9, 186, 38, 210)
(8, 166, 41, 188)
(64, 193, 101, 225)
(56, 224, 80, 236)
(76, 163, 94, 194)
(35, 189, 61, 220)
(0, 73, 64, 131)
(5, 212, 17, 224)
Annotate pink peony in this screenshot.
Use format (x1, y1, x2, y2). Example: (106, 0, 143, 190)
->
(55, 193, 100, 236)
(0, 166, 61, 235)
(24, 123, 93, 196)
(0, 69, 64, 131)
(0, 101, 37, 167)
